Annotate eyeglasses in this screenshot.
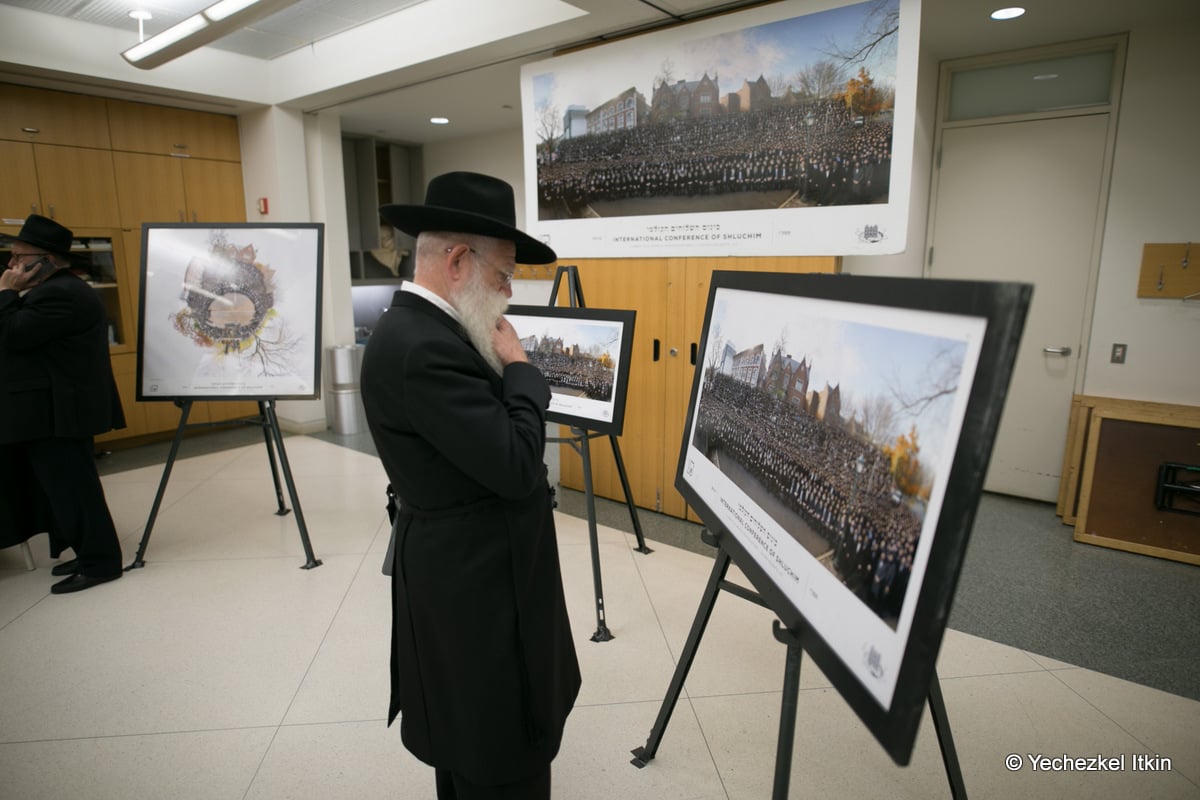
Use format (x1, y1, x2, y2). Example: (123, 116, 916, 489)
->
(8, 250, 51, 265)
(446, 246, 515, 288)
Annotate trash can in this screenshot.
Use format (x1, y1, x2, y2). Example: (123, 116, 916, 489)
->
(328, 344, 367, 435)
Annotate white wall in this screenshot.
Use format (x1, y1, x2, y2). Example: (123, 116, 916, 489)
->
(239, 107, 357, 432)
(423, 128, 530, 229)
(1081, 20, 1200, 404)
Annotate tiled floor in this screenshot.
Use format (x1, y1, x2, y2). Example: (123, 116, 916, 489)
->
(1, 435, 1198, 799)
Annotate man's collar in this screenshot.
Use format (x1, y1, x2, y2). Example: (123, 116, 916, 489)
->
(401, 280, 462, 324)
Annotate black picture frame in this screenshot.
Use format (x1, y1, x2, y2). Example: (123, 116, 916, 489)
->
(506, 304, 637, 436)
(135, 223, 325, 401)
(676, 270, 1030, 765)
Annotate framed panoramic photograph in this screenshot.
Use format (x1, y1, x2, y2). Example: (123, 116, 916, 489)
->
(520, 0, 920, 257)
(136, 223, 325, 401)
(676, 270, 1030, 764)
(505, 304, 636, 436)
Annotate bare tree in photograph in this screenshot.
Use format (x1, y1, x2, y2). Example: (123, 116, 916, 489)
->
(705, 323, 725, 380)
(859, 392, 899, 447)
(794, 59, 847, 100)
(824, 0, 899, 66)
(536, 99, 563, 164)
(889, 344, 962, 416)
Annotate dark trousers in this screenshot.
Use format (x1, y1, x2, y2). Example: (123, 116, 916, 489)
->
(434, 766, 550, 800)
(24, 436, 122, 577)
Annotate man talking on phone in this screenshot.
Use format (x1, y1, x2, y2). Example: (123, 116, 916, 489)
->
(0, 214, 126, 593)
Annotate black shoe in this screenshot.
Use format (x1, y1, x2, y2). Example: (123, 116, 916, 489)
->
(50, 558, 79, 577)
(50, 572, 121, 594)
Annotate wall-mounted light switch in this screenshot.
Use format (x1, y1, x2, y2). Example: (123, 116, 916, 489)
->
(1111, 343, 1127, 364)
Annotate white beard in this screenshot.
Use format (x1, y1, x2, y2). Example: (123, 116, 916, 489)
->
(452, 266, 508, 375)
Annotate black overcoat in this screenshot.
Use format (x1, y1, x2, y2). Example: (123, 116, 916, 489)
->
(0, 269, 125, 549)
(360, 289, 580, 785)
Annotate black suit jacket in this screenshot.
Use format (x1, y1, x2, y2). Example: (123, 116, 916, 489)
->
(361, 290, 580, 785)
(0, 269, 125, 443)
(0, 268, 125, 549)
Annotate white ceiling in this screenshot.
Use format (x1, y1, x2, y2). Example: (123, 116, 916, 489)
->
(2, 0, 1198, 144)
(0, 0, 431, 59)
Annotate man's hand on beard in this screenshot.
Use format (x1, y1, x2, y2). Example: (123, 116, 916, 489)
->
(491, 316, 530, 367)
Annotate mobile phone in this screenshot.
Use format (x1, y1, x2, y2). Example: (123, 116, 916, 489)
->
(23, 257, 52, 281)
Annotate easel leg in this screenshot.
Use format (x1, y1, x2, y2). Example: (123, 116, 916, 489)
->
(262, 401, 322, 570)
(631, 548, 732, 767)
(580, 432, 613, 641)
(928, 670, 968, 799)
(258, 400, 290, 516)
(771, 621, 804, 800)
(609, 435, 651, 554)
(126, 400, 193, 570)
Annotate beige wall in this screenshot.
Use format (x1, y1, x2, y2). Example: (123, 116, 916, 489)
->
(1081, 20, 1200, 404)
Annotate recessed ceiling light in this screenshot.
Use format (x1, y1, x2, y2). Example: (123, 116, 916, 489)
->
(1032, 73, 1058, 81)
(990, 7, 1025, 20)
(430, 117, 449, 125)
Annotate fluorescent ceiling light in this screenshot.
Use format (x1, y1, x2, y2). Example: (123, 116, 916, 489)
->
(122, 14, 209, 65)
(430, 117, 450, 125)
(122, 0, 301, 69)
(205, 0, 265, 22)
(990, 7, 1026, 20)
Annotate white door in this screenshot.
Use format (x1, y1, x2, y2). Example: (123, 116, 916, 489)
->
(928, 113, 1108, 501)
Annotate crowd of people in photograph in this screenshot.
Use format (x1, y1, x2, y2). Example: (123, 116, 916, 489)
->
(694, 371, 920, 625)
(526, 349, 615, 402)
(537, 100, 892, 215)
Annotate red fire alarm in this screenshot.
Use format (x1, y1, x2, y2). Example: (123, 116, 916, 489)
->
(257, 197, 269, 214)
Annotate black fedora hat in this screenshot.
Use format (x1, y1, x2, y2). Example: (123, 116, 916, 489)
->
(379, 172, 556, 265)
(9, 214, 74, 257)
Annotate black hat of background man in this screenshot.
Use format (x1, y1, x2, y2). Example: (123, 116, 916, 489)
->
(10, 214, 74, 257)
(379, 171, 556, 265)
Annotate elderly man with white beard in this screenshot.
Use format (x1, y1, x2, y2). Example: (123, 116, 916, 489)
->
(360, 171, 580, 800)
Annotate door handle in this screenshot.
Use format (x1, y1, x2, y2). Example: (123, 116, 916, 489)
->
(1043, 346, 1072, 356)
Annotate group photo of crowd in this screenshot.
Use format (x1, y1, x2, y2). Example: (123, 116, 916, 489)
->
(525, 345, 616, 402)
(693, 370, 922, 628)
(537, 99, 893, 219)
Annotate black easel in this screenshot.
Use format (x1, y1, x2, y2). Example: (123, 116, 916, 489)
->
(125, 398, 322, 571)
(630, 530, 967, 799)
(546, 265, 651, 642)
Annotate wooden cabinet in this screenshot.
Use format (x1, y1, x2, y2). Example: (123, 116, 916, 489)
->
(113, 152, 246, 225)
(107, 98, 241, 161)
(0, 83, 111, 148)
(0, 140, 40, 221)
(181, 158, 246, 222)
(32, 145, 121, 228)
(555, 255, 839, 520)
(0, 141, 120, 227)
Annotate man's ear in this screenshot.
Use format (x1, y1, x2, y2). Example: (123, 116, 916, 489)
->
(445, 244, 470, 282)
